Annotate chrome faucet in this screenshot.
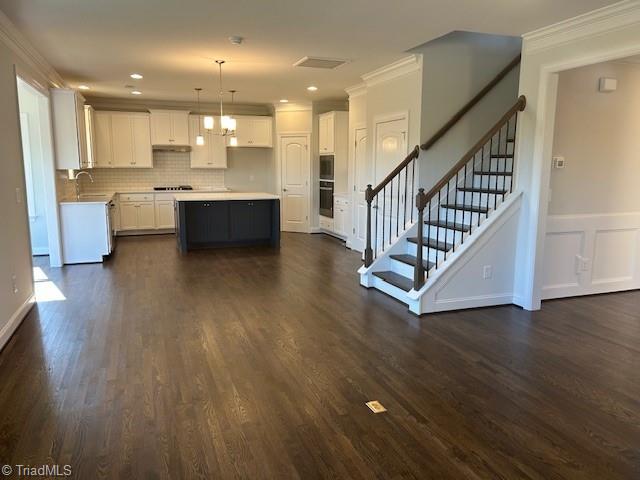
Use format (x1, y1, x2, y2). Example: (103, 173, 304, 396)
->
(74, 171, 94, 200)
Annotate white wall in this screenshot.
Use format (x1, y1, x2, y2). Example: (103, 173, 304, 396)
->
(514, 1, 640, 310)
(411, 31, 521, 192)
(550, 61, 640, 215)
(541, 61, 640, 299)
(0, 40, 36, 348)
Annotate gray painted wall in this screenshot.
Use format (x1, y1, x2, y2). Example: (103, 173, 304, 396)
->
(411, 31, 521, 192)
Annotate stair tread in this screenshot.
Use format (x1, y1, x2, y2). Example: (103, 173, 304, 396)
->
(425, 220, 471, 232)
(372, 271, 413, 292)
(457, 187, 508, 194)
(441, 203, 489, 214)
(490, 154, 514, 158)
(390, 254, 435, 271)
(407, 236, 453, 251)
(474, 170, 513, 176)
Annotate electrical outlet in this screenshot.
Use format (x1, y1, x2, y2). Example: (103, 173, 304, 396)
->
(12, 274, 18, 294)
(15, 187, 22, 204)
(483, 265, 493, 280)
(575, 255, 590, 273)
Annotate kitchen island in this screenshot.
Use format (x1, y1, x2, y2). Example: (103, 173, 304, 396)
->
(174, 192, 280, 253)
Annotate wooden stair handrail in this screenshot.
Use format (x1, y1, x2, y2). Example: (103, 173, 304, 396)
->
(420, 54, 521, 151)
(367, 54, 521, 200)
(422, 95, 526, 203)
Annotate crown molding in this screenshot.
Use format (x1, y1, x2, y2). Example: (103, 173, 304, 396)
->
(85, 95, 272, 116)
(0, 9, 65, 87)
(523, 0, 640, 54)
(345, 82, 367, 98)
(273, 102, 312, 112)
(361, 54, 422, 88)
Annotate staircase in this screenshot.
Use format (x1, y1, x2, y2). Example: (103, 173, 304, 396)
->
(359, 56, 526, 315)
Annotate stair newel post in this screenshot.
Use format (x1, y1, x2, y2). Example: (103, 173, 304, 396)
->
(364, 184, 374, 267)
(414, 188, 427, 290)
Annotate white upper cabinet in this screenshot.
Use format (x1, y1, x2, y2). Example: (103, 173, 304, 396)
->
(84, 105, 97, 168)
(51, 89, 89, 169)
(188, 115, 227, 169)
(93, 111, 113, 168)
(149, 109, 190, 145)
(231, 115, 273, 148)
(319, 112, 336, 154)
(93, 111, 152, 168)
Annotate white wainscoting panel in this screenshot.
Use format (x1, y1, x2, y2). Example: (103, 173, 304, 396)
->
(542, 213, 640, 299)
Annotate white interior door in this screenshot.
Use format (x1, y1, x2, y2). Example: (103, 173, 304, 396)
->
(280, 136, 309, 233)
(352, 127, 369, 252)
(374, 116, 408, 249)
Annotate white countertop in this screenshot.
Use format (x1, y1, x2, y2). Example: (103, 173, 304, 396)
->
(59, 193, 116, 205)
(60, 187, 233, 204)
(173, 192, 280, 202)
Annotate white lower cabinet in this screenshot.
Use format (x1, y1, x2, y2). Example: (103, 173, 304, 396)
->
(117, 193, 175, 232)
(155, 200, 175, 229)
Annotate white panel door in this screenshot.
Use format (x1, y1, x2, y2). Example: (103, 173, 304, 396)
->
(280, 136, 309, 233)
(352, 127, 369, 252)
(374, 116, 408, 246)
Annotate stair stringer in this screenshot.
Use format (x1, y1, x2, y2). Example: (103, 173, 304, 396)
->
(407, 191, 523, 315)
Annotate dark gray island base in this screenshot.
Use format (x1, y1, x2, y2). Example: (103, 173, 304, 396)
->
(174, 193, 280, 253)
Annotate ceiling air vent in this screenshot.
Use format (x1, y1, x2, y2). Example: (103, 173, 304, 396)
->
(293, 56, 347, 69)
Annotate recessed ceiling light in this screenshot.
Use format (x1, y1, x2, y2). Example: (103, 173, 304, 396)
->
(78, 85, 90, 90)
(307, 86, 318, 91)
(131, 90, 142, 95)
(130, 73, 143, 80)
(280, 99, 289, 103)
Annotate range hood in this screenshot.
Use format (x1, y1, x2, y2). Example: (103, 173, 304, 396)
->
(152, 144, 192, 153)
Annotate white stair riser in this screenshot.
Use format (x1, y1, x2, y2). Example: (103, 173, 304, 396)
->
(390, 259, 418, 278)
(370, 275, 410, 303)
(471, 175, 512, 190)
(455, 191, 506, 207)
(440, 208, 486, 226)
(407, 242, 447, 263)
(424, 225, 463, 244)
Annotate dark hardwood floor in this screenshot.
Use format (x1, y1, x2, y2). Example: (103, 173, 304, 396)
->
(1, 233, 639, 479)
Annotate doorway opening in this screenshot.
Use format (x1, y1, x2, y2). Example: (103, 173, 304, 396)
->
(16, 76, 63, 267)
(540, 57, 640, 300)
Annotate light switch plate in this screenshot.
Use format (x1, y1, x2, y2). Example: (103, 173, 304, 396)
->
(553, 157, 565, 169)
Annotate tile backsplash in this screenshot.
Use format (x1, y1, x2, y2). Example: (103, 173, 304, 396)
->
(75, 151, 226, 193)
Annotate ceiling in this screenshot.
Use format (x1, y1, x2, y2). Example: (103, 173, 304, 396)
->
(0, 0, 620, 105)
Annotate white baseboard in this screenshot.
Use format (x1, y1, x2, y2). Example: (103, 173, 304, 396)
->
(0, 295, 35, 351)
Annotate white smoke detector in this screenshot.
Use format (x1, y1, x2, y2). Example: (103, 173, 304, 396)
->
(229, 36, 243, 46)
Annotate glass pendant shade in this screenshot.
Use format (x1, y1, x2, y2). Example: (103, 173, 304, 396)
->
(196, 134, 205, 146)
(229, 136, 238, 147)
(221, 115, 236, 132)
(203, 116, 214, 130)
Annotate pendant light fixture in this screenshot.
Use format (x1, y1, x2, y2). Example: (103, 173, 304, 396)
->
(228, 89, 238, 147)
(214, 60, 236, 137)
(194, 88, 205, 146)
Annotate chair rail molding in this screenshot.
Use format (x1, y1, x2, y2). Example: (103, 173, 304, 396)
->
(0, 10, 65, 87)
